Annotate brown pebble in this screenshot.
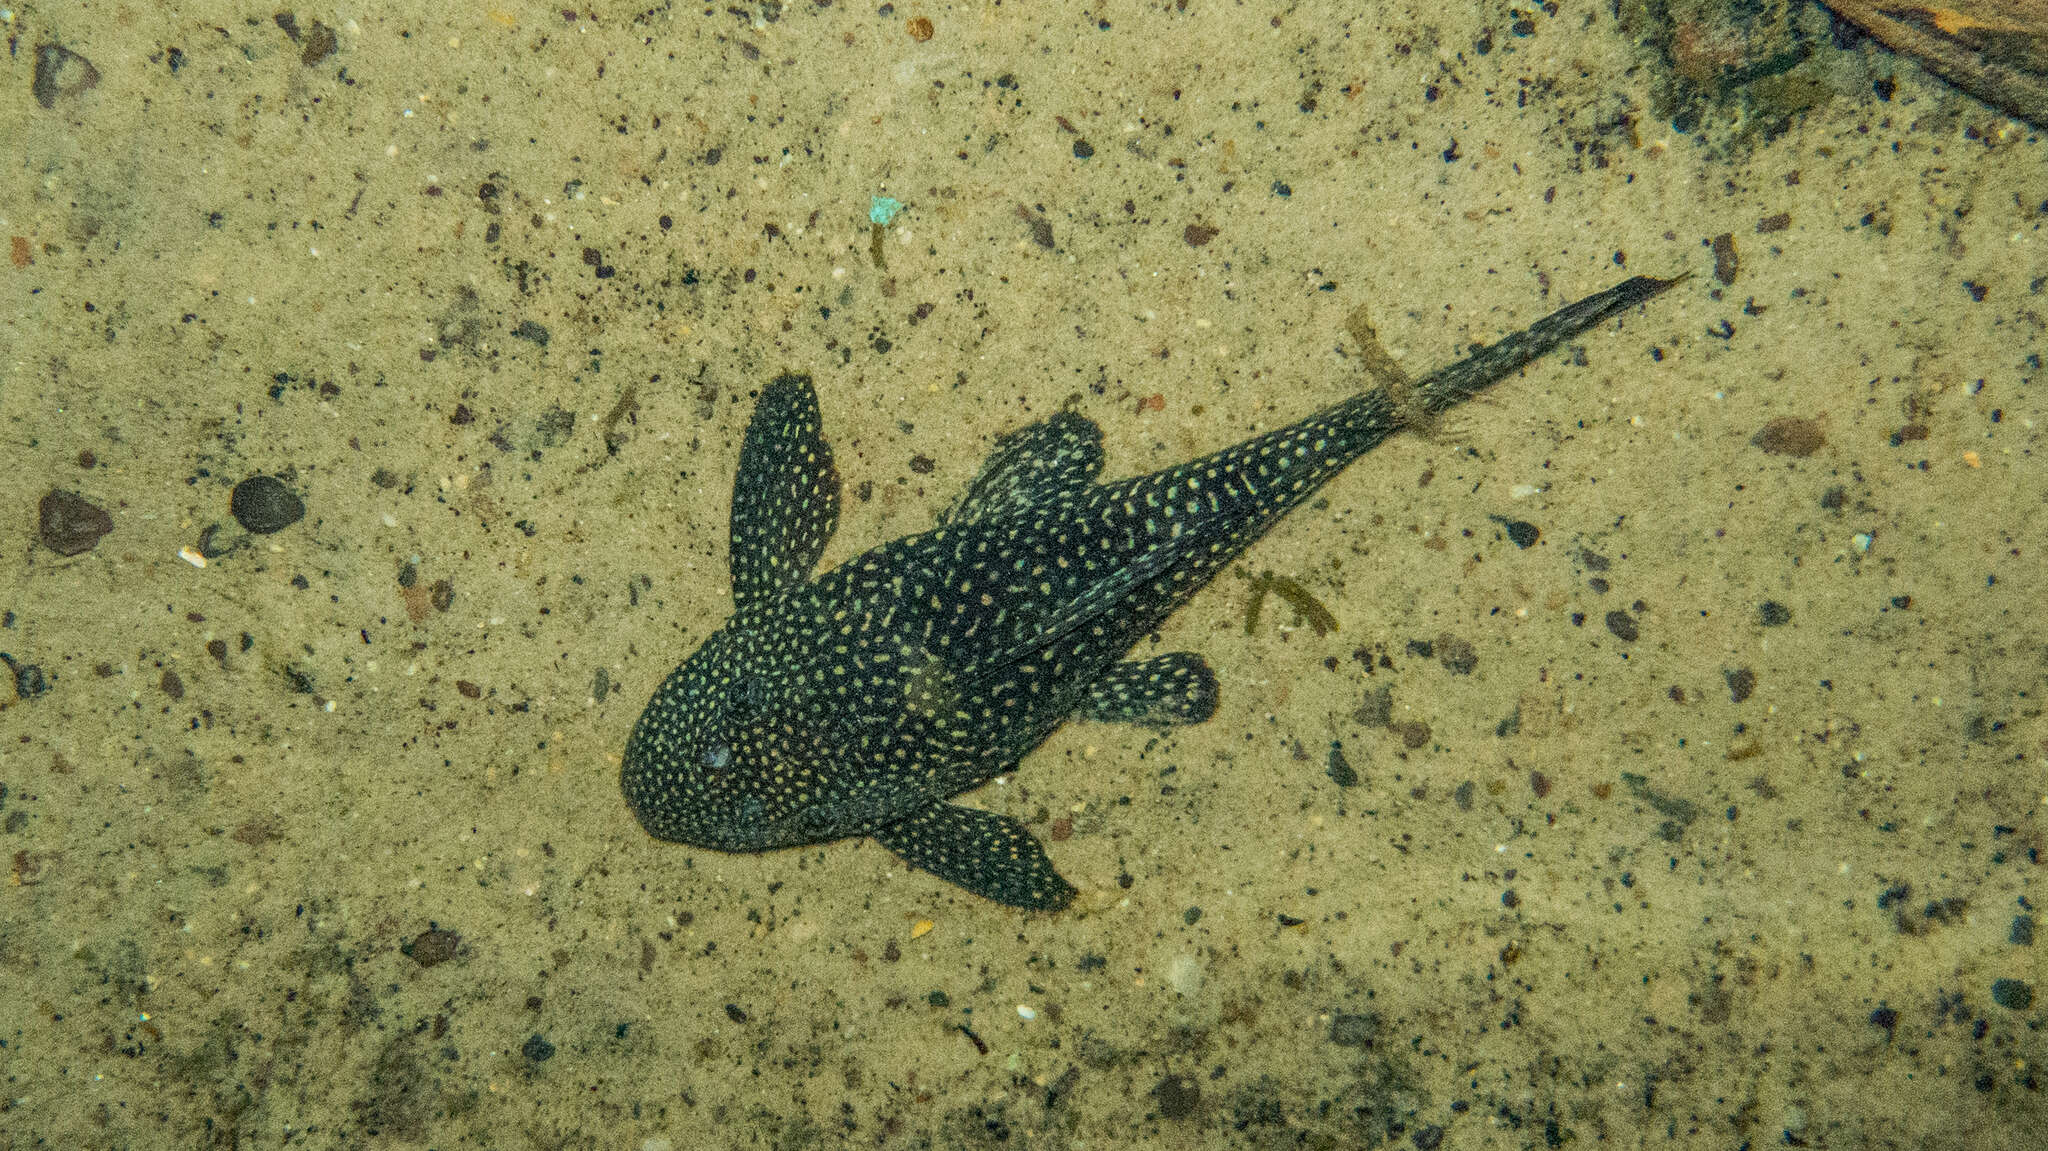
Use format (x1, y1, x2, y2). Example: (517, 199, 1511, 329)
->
(1711, 233, 1738, 286)
(1752, 416, 1825, 457)
(38, 489, 114, 555)
(1155, 1074, 1201, 1119)
(32, 44, 100, 109)
(1048, 816, 1073, 841)
(1725, 666, 1757, 703)
(456, 680, 482, 699)
(300, 20, 338, 66)
(405, 926, 461, 967)
(161, 669, 185, 701)
(906, 16, 934, 41)
(1183, 222, 1219, 247)
(1398, 721, 1430, 750)
(232, 819, 282, 846)
(1435, 633, 1478, 675)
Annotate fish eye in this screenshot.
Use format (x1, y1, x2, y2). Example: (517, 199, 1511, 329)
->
(700, 742, 732, 771)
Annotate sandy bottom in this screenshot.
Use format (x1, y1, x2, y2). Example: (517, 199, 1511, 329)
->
(2, 2, 2041, 1147)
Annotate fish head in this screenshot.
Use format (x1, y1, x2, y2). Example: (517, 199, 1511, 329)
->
(620, 627, 840, 852)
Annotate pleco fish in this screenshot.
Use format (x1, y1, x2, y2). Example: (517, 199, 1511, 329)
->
(622, 274, 1680, 910)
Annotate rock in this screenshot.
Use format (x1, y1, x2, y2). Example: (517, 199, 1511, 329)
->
(38, 489, 113, 555)
(230, 475, 305, 534)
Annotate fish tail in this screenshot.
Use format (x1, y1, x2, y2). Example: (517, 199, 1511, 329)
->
(1412, 273, 1685, 416)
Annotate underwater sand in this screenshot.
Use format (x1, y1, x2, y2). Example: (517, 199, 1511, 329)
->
(2, 2, 2041, 1147)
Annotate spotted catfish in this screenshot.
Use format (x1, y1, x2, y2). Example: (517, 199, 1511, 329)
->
(622, 274, 1680, 909)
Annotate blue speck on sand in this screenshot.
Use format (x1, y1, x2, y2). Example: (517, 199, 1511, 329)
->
(870, 196, 904, 226)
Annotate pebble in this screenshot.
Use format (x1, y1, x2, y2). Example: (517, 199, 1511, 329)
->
(231, 475, 305, 534)
(38, 489, 114, 555)
(32, 44, 101, 109)
(1991, 978, 2033, 1010)
(1154, 1074, 1201, 1119)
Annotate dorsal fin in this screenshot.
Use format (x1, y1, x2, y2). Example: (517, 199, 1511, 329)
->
(939, 410, 1104, 525)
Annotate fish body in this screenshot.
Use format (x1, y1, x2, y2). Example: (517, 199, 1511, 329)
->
(622, 275, 1679, 909)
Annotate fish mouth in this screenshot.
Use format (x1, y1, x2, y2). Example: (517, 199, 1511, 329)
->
(619, 766, 810, 854)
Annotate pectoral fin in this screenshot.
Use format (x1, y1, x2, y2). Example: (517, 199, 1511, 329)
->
(730, 373, 841, 611)
(873, 800, 1076, 911)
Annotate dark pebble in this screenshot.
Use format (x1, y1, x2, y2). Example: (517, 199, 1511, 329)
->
(1752, 416, 1825, 457)
(1497, 517, 1540, 548)
(1725, 666, 1757, 703)
(39, 489, 114, 555)
(2012, 915, 2036, 946)
(230, 475, 304, 534)
(1757, 600, 1792, 627)
(521, 1033, 555, 1062)
(724, 1003, 748, 1023)
(1183, 906, 1204, 925)
(1, 654, 52, 700)
(1413, 1124, 1445, 1149)
(1329, 1012, 1378, 1047)
(1435, 634, 1478, 675)
(403, 926, 461, 967)
(1326, 741, 1357, 787)
(1604, 610, 1639, 642)
(33, 44, 100, 109)
(1711, 232, 1739, 286)
(1154, 1074, 1200, 1119)
(927, 989, 950, 1007)
(1991, 978, 2033, 1010)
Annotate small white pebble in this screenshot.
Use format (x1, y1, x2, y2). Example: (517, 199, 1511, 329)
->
(178, 547, 207, 568)
(1015, 1004, 1036, 1021)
